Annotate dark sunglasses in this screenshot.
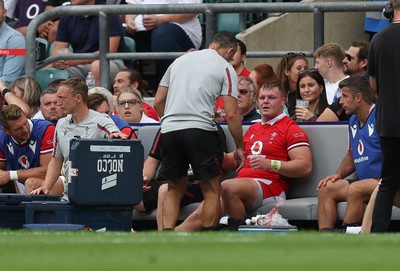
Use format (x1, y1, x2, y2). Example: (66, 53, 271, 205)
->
(345, 53, 353, 62)
(238, 89, 253, 95)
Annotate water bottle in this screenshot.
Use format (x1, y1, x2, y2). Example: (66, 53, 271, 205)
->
(86, 72, 95, 89)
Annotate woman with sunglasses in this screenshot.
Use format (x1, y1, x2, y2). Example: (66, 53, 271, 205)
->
(276, 52, 309, 116)
(293, 69, 328, 122)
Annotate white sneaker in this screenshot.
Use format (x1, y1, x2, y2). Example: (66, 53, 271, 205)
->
(345, 226, 362, 234)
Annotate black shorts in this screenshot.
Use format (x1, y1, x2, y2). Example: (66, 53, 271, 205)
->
(142, 178, 204, 212)
(160, 128, 224, 180)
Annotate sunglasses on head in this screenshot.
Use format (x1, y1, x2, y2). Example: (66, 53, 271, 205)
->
(298, 68, 319, 77)
(285, 52, 306, 68)
(286, 52, 306, 58)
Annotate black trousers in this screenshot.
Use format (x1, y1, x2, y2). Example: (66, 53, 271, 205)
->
(371, 137, 400, 232)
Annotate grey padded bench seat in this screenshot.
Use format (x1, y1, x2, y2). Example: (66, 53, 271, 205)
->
(132, 122, 400, 229)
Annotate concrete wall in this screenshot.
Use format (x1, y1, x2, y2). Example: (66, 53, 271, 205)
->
(236, 0, 370, 70)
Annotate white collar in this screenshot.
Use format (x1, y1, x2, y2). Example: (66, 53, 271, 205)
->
(261, 112, 286, 126)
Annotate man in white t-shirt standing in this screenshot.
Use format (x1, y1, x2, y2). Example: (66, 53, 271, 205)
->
(154, 31, 245, 230)
(31, 78, 126, 199)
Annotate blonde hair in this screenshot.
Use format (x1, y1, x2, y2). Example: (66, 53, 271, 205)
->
(10, 76, 41, 116)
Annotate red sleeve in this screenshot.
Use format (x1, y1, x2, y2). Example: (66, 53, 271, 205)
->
(120, 127, 136, 139)
(142, 103, 159, 121)
(40, 125, 56, 153)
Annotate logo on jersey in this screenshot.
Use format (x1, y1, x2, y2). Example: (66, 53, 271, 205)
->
(354, 139, 369, 164)
(7, 142, 14, 155)
(351, 124, 357, 138)
(248, 140, 266, 159)
(18, 155, 30, 169)
(368, 123, 374, 137)
(29, 140, 37, 153)
(357, 139, 364, 156)
(269, 132, 277, 142)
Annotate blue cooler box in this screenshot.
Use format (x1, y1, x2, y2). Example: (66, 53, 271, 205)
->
(68, 139, 143, 206)
(0, 194, 60, 229)
(25, 201, 133, 231)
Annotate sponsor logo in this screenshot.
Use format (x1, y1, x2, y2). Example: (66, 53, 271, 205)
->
(97, 159, 124, 174)
(357, 139, 364, 156)
(102, 174, 117, 190)
(18, 155, 30, 169)
(354, 156, 369, 163)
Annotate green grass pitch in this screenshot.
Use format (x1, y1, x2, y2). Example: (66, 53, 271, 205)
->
(0, 230, 399, 271)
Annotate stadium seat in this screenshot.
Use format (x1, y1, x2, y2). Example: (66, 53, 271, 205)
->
(124, 36, 136, 52)
(35, 68, 70, 90)
(35, 38, 50, 63)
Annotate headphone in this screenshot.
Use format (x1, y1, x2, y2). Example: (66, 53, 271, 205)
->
(384, 1, 394, 20)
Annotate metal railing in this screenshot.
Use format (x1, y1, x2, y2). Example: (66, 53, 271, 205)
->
(25, 2, 386, 88)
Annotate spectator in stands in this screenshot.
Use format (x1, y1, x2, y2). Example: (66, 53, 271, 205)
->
(0, 104, 56, 194)
(215, 39, 251, 120)
(50, 0, 131, 87)
(116, 87, 159, 124)
(314, 43, 348, 105)
(87, 92, 136, 138)
(176, 81, 312, 231)
(249, 64, 278, 93)
(0, 0, 25, 87)
(13, 0, 47, 36)
(369, 0, 400, 233)
(32, 88, 65, 123)
(9, 76, 41, 117)
(237, 76, 261, 123)
(317, 41, 370, 122)
(37, 0, 71, 44)
(153, 31, 245, 230)
(30, 78, 126, 199)
(292, 69, 328, 121)
(0, 80, 32, 118)
(230, 39, 251, 77)
(276, 52, 308, 116)
(4, 0, 16, 21)
(117, 87, 159, 123)
(317, 76, 381, 233)
(113, 68, 159, 121)
(125, 0, 202, 84)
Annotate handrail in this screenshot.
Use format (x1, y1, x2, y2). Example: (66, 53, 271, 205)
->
(25, 2, 387, 88)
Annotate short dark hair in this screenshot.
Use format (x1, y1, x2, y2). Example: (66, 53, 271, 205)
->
(259, 81, 286, 98)
(40, 88, 57, 105)
(236, 39, 247, 56)
(339, 76, 373, 104)
(351, 41, 369, 61)
(0, 105, 25, 130)
(212, 31, 237, 49)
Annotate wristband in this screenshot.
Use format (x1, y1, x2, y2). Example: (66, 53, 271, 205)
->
(2, 88, 11, 97)
(271, 160, 281, 172)
(9, 170, 19, 181)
